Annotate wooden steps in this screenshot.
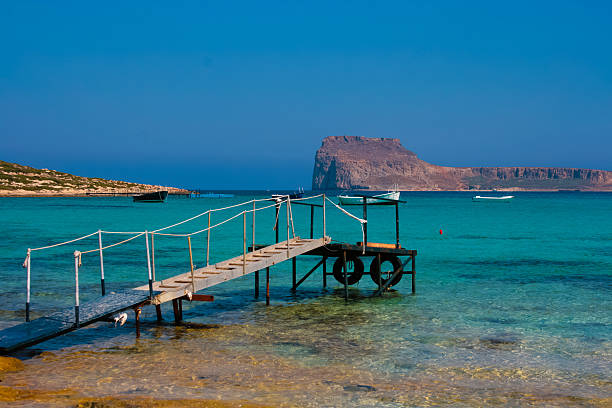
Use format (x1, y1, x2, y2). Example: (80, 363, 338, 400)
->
(135, 237, 330, 305)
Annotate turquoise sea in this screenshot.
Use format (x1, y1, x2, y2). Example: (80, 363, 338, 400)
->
(0, 192, 610, 406)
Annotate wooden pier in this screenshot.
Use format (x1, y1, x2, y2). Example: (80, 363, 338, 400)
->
(0, 194, 416, 353)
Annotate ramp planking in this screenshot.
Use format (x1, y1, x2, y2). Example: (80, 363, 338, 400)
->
(135, 237, 330, 304)
(0, 289, 154, 353)
(0, 237, 329, 353)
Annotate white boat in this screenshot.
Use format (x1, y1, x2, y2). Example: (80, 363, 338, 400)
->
(338, 191, 400, 205)
(472, 195, 514, 202)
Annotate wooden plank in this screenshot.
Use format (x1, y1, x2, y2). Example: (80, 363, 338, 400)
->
(0, 289, 154, 352)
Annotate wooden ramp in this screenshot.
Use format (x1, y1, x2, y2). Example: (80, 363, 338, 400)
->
(135, 237, 330, 304)
(0, 289, 153, 353)
(0, 237, 329, 353)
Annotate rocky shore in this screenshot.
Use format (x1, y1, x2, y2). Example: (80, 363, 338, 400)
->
(312, 136, 612, 191)
(0, 160, 189, 197)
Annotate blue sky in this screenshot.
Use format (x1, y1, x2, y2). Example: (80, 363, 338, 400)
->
(1, 1, 611, 189)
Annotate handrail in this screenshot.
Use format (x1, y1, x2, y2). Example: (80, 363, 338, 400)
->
(20, 193, 328, 323)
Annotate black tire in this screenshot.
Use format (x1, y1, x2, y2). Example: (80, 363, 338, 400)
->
(332, 255, 364, 285)
(370, 254, 403, 287)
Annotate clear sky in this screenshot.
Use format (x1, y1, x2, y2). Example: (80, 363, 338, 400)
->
(1, 1, 611, 189)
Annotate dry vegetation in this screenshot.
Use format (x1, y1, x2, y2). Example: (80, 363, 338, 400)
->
(0, 160, 187, 196)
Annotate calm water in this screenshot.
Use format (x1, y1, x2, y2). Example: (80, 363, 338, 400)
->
(0, 192, 610, 406)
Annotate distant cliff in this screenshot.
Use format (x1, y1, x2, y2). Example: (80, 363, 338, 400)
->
(0, 160, 189, 196)
(312, 136, 612, 191)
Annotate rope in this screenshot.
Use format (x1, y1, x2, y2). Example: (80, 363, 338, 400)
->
(29, 231, 99, 252)
(324, 196, 367, 254)
(80, 232, 146, 255)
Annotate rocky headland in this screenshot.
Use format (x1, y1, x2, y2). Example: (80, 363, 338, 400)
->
(0, 160, 189, 197)
(312, 136, 612, 191)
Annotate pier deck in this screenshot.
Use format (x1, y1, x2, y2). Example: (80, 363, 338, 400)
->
(0, 289, 154, 352)
(0, 237, 329, 353)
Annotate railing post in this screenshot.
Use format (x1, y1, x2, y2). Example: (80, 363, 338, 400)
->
(73, 251, 80, 327)
(322, 194, 326, 239)
(286, 197, 290, 257)
(145, 231, 153, 299)
(206, 212, 211, 266)
(310, 206, 314, 239)
(151, 232, 156, 282)
(243, 212, 247, 275)
(395, 202, 400, 248)
(188, 236, 195, 293)
(25, 249, 31, 322)
(98, 230, 105, 296)
(275, 202, 280, 243)
(362, 197, 368, 249)
(252, 201, 256, 249)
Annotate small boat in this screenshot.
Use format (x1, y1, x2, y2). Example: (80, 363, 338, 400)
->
(198, 192, 234, 198)
(472, 195, 514, 202)
(338, 191, 400, 205)
(133, 191, 168, 203)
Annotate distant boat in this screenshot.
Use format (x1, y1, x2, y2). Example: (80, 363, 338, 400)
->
(472, 195, 514, 202)
(338, 191, 400, 205)
(198, 192, 234, 198)
(133, 191, 168, 203)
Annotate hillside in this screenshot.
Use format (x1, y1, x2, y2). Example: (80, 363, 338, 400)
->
(0, 160, 188, 196)
(312, 136, 612, 191)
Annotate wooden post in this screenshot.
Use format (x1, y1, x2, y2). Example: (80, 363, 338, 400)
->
(98, 230, 105, 296)
(275, 203, 280, 243)
(145, 231, 153, 299)
(310, 206, 314, 239)
(252, 201, 256, 248)
(286, 198, 290, 257)
(395, 202, 400, 248)
(188, 236, 195, 293)
(151, 232, 156, 282)
(25, 249, 31, 322)
(179, 298, 183, 320)
(292, 257, 297, 291)
(155, 304, 162, 321)
(377, 253, 382, 296)
(206, 212, 211, 266)
(342, 251, 349, 302)
(266, 267, 270, 306)
(322, 194, 326, 238)
(322, 256, 327, 288)
(255, 270, 260, 298)
(411, 255, 416, 294)
(74, 251, 80, 327)
(362, 197, 368, 249)
(134, 307, 141, 338)
(243, 212, 247, 275)
(172, 299, 181, 323)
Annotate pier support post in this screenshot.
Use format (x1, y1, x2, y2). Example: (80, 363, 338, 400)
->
(291, 258, 297, 291)
(322, 256, 327, 288)
(266, 267, 270, 306)
(411, 255, 416, 294)
(134, 307, 141, 338)
(342, 251, 348, 302)
(255, 270, 260, 298)
(155, 304, 163, 321)
(172, 299, 181, 323)
(377, 254, 382, 296)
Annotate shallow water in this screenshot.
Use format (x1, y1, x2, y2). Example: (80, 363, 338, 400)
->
(0, 192, 610, 406)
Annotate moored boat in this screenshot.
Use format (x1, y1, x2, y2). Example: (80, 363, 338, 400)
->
(338, 191, 400, 205)
(472, 195, 514, 202)
(133, 190, 168, 203)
